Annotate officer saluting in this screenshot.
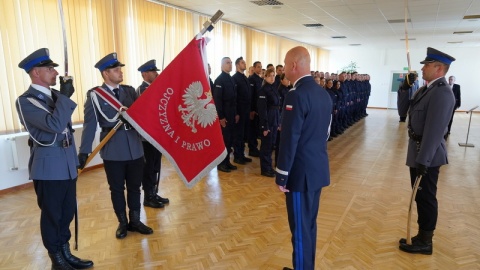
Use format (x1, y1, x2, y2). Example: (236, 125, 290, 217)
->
(78, 53, 153, 239)
(399, 47, 456, 255)
(16, 48, 93, 269)
(136, 60, 169, 209)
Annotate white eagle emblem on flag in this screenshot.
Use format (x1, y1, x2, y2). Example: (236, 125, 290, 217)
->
(178, 81, 217, 133)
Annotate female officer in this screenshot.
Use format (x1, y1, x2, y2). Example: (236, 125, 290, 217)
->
(257, 69, 281, 177)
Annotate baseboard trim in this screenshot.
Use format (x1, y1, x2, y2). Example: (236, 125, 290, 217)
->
(0, 164, 104, 195)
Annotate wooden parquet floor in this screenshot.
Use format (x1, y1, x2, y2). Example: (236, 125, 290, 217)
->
(1, 109, 479, 270)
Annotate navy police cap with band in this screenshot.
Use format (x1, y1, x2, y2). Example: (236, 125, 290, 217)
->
(95, 53, 125, 72)
(420, 47, 456, 65)
(18, 48, 59, 73)
(137, 59, 160, 72)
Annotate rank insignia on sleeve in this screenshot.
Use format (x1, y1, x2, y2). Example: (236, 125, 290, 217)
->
(286, 105, 293, 110)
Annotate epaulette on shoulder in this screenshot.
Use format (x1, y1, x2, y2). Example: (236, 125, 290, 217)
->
(438, 82, 445, 86)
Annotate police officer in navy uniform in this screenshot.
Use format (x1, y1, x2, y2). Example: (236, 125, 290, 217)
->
(78, 53, 153, 239)
(136, 60, 169, 209)
(16, 48, 94, 269)
(399, 47, 455, 255)
(257, 68, 281, 177)
(232, 56, 253, 165)
(247, 61, 263, 157)
(276, 46, 332, 270)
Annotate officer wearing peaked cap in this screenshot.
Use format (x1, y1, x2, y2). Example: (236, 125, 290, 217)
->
(16, 48, 94, 269)
(399, 47, 455, 255)
(136, 59, 170, 209)
(78, 52, 154, 239)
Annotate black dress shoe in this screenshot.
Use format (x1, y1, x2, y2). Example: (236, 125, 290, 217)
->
(399, 240, 432, 255)
(226, 163, 237, 170)
(61, 243, 94, 269)
(233, 157, 246, 165)
(283, 267, 293, 270)
(116, 223, 128, 239)
(261, 171, 275, 177)
(243, 157, 252, 162)
(144, 195, 165, 208)
(155, 194, 169, 204)
(217, 164, 231, 172)
(399, 235, 418, 244)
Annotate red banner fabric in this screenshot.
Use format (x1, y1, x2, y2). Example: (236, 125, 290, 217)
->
(124, 37, 226, 188)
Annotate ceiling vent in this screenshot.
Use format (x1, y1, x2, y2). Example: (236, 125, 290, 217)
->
(453, 31, 473, 34)
(388, 19, 411, 23)
(303, 23, 324, 28)
(463, 15, 480, 20)
(400, 38, 416, 41)
(349, 44, 361, 46)
(250, 0, 284, 6)
(332, 36, 346, 39)
(447, 41, 463, 44)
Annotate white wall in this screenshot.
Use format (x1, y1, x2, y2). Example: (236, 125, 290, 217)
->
(327, 46, 480, 111)
(0, 125, 103, 191)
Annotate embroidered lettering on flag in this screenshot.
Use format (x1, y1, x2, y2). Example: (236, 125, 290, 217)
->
(286, 105, 293, 110)
(123, 37, 226, 188)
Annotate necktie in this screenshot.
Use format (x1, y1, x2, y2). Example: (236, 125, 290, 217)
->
(113, 88, 119, 99)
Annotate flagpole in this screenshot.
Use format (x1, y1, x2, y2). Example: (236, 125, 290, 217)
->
(77, 120, 124, 175)
(199, 10, 224, 36)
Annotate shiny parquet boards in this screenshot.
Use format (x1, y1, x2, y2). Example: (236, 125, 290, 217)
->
(1, 109, 479, 269)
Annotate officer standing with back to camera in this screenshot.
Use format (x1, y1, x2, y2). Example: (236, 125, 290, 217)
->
(78, 53, 153, 239)
(399, 47, 455, 255)
(136, 59, 169, 209)
(16, 48, 94, 269)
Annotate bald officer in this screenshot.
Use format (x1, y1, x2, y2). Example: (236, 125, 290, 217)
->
(399, 47, 455, 255)
(16, 48, 93, 269)
(78, 53, 153, 239)
(275, 47, 332, 270)
(136, 60, 169, 209)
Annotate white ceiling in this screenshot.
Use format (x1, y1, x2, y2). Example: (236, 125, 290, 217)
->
(156, 0, 480, 50)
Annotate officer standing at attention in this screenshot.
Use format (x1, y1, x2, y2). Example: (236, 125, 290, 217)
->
(213, 57, 238, 172)
(247, 61, 263, 157)
(275, 46, 332, 270)
(257, 68, 281, 177)
(232, 57, 253, 165)
(78, 53, 153, 239)
(399, 47, 455, 255)
(136, 60, 169, 209)
(16, 48, 94, 269)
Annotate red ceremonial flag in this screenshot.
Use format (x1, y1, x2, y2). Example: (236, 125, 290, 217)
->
(123, 37, 226, 188)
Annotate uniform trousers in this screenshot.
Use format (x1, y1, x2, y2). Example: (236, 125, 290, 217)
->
(233, 106, 249, 159)
(286, 189, 322, 270)
(248, 115, 259, 151)
(221, 119, 235, 165)
(409, 166, 440, 231)
(141, 141, 162, 193)
(104, 157, 144, 214)
(260, 126, 277, 172)
(33, 179, 76, 253)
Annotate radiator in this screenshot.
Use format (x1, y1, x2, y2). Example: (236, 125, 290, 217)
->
(6, 133, 30, 171)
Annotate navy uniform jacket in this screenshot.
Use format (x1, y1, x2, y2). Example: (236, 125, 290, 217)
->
(406, 77, 455, 167)
(248, 73, 263, 112)
(16, 86, 79, 180)
(213, 71, 237, 121)
(275, 76, 332, 192)
(136, 81, 149, 96)
(232, 71, 251, 113)
(257, 82, 281, 132)
(79, 83, 143, 161)
(452, 83, 461, 109)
